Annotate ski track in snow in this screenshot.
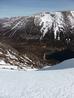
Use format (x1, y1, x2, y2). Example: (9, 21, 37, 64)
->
(0, 59, 74, 98)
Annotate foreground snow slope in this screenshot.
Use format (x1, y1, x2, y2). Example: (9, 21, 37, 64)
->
(0, 59, 74, 98)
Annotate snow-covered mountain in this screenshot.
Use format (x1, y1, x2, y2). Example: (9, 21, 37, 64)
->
(0, 11, 74, 41)
(0, 10, 74, 69)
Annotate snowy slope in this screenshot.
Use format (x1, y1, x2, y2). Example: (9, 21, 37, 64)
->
(0, 58, 74, 98)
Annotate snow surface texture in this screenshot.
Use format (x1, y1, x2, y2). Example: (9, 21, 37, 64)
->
(0, 58, 74, 98)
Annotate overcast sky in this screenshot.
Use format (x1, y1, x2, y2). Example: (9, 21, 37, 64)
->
(0, 0, 74, 17)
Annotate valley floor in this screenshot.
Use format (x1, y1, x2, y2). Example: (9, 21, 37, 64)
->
(0, 59, 74, 98)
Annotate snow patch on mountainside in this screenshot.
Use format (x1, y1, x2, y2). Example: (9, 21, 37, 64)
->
(35, 12, 65, 40)
(39, 12, 53, 38)
(68, 11, 74, 28)
(53, 12, 64, 40)
(2, 16, 21, 28)
(0, 60, 6, 65)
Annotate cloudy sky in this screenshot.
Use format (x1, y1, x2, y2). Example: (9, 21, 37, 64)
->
(0, 0, 74, 17)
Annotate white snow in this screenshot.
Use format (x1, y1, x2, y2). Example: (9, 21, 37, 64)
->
(3, 23, 11, 27)
(0, 59, 18, 70)
(6, 51, 17, 60)
(53, 12, 64, 39)
(39, 12, 53, 38)
(68, 11, 74, 28)
(0, 58, 74, 98)
(3, 16, 21, 28)
(0, 65, 18, 70)
(0, 60, 6, 65)
(10, 20, 22, 30)
(35, 12, 64, 40)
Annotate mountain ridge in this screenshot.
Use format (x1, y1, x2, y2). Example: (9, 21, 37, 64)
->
(0, 10, 74, 41)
